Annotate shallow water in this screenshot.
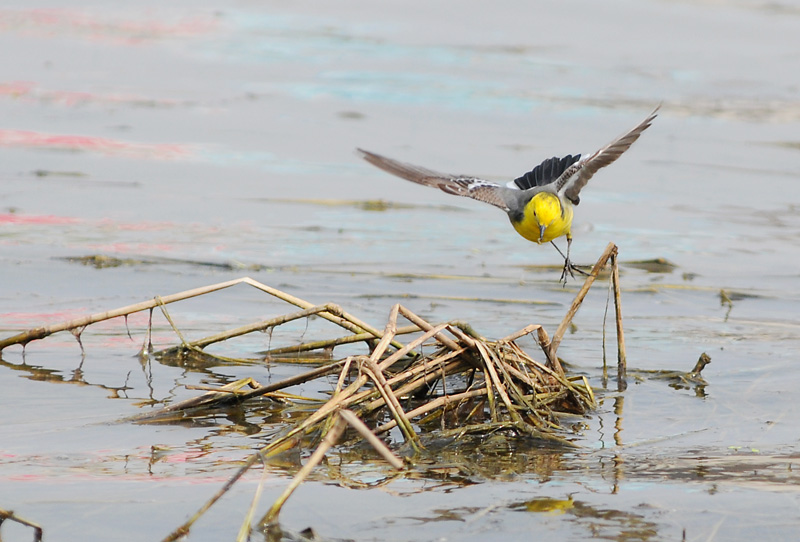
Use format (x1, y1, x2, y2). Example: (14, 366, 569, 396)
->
(2, 1, 800, 540)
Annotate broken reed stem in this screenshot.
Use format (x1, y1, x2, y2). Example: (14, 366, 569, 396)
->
(235, 455, 269, 542)
(261, 322, 451, 456)
(494, 358, 539, 417)
(364, 361, 420, 448)
(374, 388, 489, 435)
(0, 277, 248, 350)
(475, 341, 523, 424)
(398, 305, 465, 352)
(500, 323, 542, 343)
(370, 304, 400, 363)
(183, 303, 345, 351)
(263, 325, 421, 356)
(535, 326, 563, 374)
(260, 415, 347, 527)
(239, 278, 380, 339)
(161, 452, 262, 542)
(362, 358, 465, 414)
(610, 252, 628, 390)
(128, 361, 346, 422)
(154, 296, 192, 348)
(261, 409, 405, 528)
(0, 277, 410, 354)
(333, 356, 354, 399)
(338, 410, 405, 469)
(0, 508, 43, 542)
(549, 242, 617, 359)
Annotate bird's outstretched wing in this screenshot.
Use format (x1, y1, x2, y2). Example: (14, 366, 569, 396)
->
(357, 148, 513, 211)
(555, 106, 659, 205)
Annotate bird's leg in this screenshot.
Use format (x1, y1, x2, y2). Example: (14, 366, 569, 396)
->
(552, 236, 589, 284)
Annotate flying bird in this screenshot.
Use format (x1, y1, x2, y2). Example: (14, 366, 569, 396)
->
(358, 106, 658, 283)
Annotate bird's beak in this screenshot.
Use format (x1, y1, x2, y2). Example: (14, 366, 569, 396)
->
(538, 224, 547, 243)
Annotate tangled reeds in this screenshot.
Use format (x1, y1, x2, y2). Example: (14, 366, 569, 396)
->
(0, 243, 627, 540)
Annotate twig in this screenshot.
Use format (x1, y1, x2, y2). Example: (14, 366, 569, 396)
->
(126, 361, 346, 422)
(475, 341, 522, 424)
(177, 303, 345, 352)
(500, 323, 542, 343)
(535, 326, 563, 375)
(162, 453, 262, 542)
(374, 387, 489, 435)
(610, 251, 627, 390)
(0, 277, 411, 354)
(260, 323, 451, 457)
(398, 305, 465, 352)
(362, 358, 466, 414)
(338, 410, 405, 469)
(261, 325, 421, 356)
(0, 508, 43, 542)
(0, 277, 250, 350)
(549, 243, 617, 359)
(364, 360, 420, 448)
(260, 414, 347, 526)
(235, 453, 269, 542)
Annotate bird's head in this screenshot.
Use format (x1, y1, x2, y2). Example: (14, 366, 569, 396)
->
(531, 193, 562, 242)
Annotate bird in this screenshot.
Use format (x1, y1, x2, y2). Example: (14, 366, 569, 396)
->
(357, 106, 659, 283)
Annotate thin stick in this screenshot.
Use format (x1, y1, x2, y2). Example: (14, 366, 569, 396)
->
(261, 323, 450, 454)
(500, 323, 542, 343)
(0, 277, 250, 350)
(535, 326, 563, 374)
(338, 409, 405, 469)
(476, 341, 522, 424)
(549, 243, 617, 359)
(363, 364, 411, 435)
(154, 296, 192, 348)
(260, 414, 347, 526)
(235, 454, 269, 542)
(610, 251, 628, 390)
(237, 278, 411, 354)
(601, 276, 613, 387)
(369, 304, 400, 364)
(0, 277, 410, 354)
(494, 357, 539, 423)
(126, 361, 346, 422)
(376, 322, 449, 371)
(162, 453, 261, 542)
(374, 388, 489, 435)
(397, 305, 465, 352)
(333, 356, 354, 399)
(238, 277, 379, 339)
(0, 508, 43, 542)
(184, 303, 345, 351)
(364, 361, 420, 448)
(362, 358, 466, 414)
(262, 325, 421, 356)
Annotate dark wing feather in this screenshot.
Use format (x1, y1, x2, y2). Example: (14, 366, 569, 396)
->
(511, 154, 582, 190)
(357, 148, 511, 211)
(556, 106, 659, 205)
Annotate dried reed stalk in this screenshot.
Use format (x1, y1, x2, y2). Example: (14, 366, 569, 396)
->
(0, 243, 627, 540)
(0, 508, 43, 542)
(0, 277, 408, 354)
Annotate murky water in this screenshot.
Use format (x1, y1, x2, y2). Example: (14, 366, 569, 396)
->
(2, 1, 800, 540)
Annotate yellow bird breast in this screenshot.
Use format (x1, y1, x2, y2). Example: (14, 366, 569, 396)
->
(511, 192, 573, 244)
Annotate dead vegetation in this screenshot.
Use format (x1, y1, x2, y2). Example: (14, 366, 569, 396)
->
(0, 243, 628, 541)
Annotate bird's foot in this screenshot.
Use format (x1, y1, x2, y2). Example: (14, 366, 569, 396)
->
(559, 259, 590, 285)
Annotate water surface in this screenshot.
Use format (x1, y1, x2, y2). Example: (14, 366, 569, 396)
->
(2, 1, 800, 540)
